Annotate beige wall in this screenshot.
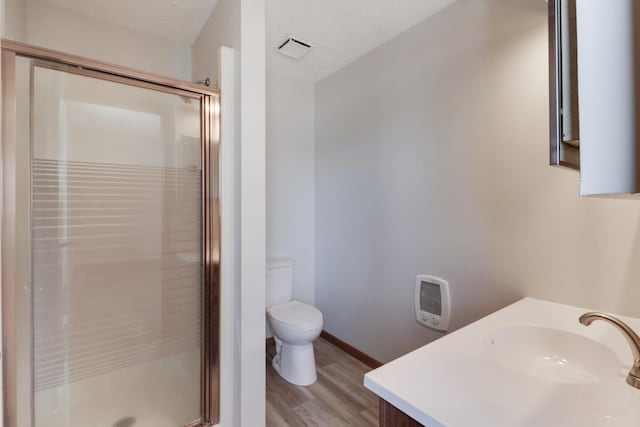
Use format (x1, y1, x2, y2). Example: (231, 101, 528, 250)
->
(3, 0, 192, 81)
(26, 0, 192, 80)
(315, 0, 640, 363)
(4, 0, 26, 41)
(266, 71, 315, 305)
(191, 0, 240, 85)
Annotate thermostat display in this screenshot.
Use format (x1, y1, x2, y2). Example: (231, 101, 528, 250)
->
(415, 275, 451, 332)
(420, 281, 442, 316)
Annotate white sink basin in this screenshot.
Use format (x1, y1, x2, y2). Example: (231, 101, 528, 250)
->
(483, 324, 620, 384)
(365, 299, 640, 427)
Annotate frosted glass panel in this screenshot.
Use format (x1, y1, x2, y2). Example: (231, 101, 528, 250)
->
(30, 65, 203, 427)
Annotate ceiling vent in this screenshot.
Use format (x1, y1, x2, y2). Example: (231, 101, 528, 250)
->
(277, 36, 313, 60)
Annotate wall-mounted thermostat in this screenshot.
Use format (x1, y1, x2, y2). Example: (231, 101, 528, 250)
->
(414, 275, 451, 332)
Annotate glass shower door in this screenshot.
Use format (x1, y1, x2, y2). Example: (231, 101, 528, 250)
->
(2, 46, 218, 427)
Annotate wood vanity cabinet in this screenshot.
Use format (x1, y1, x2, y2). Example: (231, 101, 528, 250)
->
(379, 398, 424, 427)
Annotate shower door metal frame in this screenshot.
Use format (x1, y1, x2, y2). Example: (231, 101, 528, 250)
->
(0, 39, 220, 427)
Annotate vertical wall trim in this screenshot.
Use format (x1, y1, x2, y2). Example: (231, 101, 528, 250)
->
(239, 0, 266, 425)
(218, 45, 236, 427)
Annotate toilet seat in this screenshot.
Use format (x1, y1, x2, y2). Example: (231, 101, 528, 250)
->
(267, 300, 322, 329)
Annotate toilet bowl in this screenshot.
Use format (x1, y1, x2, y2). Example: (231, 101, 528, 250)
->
(267, 301, 323, 385)
(266, 258, 324, 386)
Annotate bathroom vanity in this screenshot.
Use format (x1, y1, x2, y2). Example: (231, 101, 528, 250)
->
(364, 298, 640, 427)
(378, 399, 423, 426)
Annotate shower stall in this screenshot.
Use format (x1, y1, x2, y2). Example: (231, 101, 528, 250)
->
(1, 40, 220, 427)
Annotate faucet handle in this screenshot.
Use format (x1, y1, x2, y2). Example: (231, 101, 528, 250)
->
(579, 311, 640, 389)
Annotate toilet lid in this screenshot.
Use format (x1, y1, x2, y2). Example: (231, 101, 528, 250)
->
(268, 301, 323, 327)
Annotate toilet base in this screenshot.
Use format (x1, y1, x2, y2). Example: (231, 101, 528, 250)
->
(272, 337, 317, 386)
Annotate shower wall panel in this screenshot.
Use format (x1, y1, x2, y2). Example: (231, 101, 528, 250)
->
(32, 159, 202, 391)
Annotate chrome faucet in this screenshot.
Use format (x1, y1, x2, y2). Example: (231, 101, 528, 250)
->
(579, 312, 640, 389)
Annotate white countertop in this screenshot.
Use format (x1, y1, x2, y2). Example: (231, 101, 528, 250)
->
(364, 298, 640, 427)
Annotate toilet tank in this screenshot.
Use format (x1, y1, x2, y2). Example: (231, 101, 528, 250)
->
(266, 257, 295, 306)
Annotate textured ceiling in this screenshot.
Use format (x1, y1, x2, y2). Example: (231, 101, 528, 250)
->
(40, 0, 456, 82)
(40, 0, 220, 43)
(267, 0, 457, 82)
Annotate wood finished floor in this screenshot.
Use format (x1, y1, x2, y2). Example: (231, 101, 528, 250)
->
(266, 337, 379, 427)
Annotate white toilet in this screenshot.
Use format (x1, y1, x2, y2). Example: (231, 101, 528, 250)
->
(266, 257, 323, 386)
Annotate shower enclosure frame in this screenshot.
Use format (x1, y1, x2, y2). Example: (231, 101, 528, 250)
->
(0, 39, 221, 427)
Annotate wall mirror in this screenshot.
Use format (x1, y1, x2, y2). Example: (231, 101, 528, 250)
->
(549, 0, 580, 170)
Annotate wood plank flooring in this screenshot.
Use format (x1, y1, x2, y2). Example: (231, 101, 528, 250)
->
(266, 337, 379, 427)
